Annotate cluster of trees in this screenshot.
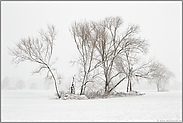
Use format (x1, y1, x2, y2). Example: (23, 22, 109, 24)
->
(9, 16, 174, 98)
(70, 16, 174, 95)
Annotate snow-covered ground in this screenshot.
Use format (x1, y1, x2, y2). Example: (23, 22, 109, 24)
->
(1, 90, 182, 122)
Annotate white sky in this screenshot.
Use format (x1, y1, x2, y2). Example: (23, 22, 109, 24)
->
(1, 1, 182, 84)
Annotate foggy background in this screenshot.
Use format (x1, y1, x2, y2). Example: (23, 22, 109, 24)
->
(1, 1, 182, 91)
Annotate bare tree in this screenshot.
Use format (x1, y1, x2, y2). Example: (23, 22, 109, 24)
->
(147, 61, 175, 91)
(115, 36, 149, 92)
(9, 25, 61, 98)
(70, 21, 101, 95)
(122, 59, 175, 92)
(93, 16, 149, 94)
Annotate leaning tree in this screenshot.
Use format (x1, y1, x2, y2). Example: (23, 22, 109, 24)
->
(9, 25, 61, 98)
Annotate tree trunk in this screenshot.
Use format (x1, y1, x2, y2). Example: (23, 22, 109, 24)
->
(104, 88, 109, 95)
(104, 71, 109, 94)
(104, 79, 110, 95)
(109, 77, 126, 93)
(129, 80, 132, 91)
(80, 72, 87, 95)
(80, 83, 87, 95)
(127, 76, 130, 92)
(83, 85, 87, 94)
(80, 85, 84, 95)
(105, 83, 108, 94)
(47, 66, 61, 98)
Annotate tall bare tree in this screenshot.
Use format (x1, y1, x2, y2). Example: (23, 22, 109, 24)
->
(70, 21, 102, 95)
(9, 25, 61, 98)
(93, 16, 149, 94)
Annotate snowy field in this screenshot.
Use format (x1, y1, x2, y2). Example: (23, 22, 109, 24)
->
(1, 90, 182, 122)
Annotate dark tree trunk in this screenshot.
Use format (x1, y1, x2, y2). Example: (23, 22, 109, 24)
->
(104, 71, 109, 94)
(129, 80, 132, 91)
(80, 85, 87, 95)
(105, 83, 108, 94)
(80, 85, 84, 95)
(127, 83, 129, 92)
(127, 76, 130, 92)
(80, 69, 90, 95)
